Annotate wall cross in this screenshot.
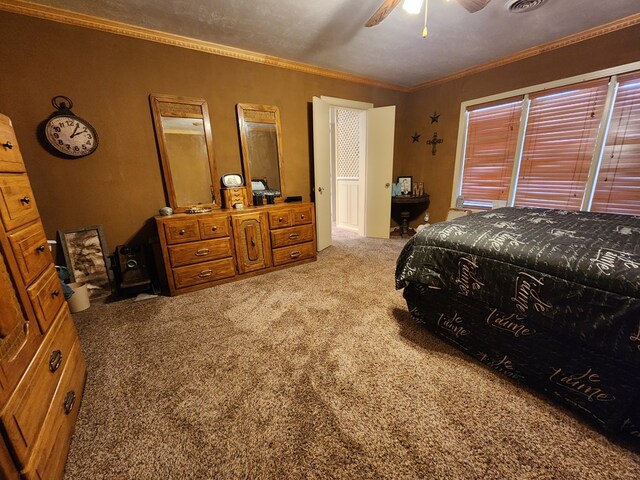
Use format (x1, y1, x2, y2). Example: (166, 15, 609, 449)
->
(426, 132, 443, 156)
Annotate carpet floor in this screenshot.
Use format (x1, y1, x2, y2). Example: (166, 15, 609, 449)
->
(65, 229, 640, 479)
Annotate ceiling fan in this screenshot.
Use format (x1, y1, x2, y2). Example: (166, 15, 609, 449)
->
(365, 0, 491, 27)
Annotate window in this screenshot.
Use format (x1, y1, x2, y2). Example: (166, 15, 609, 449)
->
(455, 63, 640, 216)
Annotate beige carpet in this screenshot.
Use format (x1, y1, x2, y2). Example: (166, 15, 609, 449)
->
(65, 229, 640, 479)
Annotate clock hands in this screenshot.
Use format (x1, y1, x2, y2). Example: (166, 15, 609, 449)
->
(70, 122, 88, 138)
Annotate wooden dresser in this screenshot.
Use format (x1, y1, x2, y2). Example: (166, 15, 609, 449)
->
(0, 113, 86, 479)
(156, 202, 316, 295)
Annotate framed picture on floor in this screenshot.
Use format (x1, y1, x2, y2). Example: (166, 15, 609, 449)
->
(58, 225, 113, 297)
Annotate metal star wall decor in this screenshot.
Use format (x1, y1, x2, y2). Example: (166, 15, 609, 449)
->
(411, 131, 421, 143)
(426, 131, 443, 155)
(430, 111, 440, 124)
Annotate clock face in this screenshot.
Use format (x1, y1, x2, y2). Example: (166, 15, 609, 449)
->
(45, 114, 98, 157)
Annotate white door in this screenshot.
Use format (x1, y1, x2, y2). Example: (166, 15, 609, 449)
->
(312, 96, 332, 251)
(313, 97, 395, 248)
(365, 106, 396, 239)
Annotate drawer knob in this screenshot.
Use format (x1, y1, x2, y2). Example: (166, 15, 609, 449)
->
(49, 349, 63, 373)
(36, 244, 46, 253)
(2, 141, 13, 150)
(278, 217, 283, 222)
(63, 391, 76, 415)
(195, 248, 210, 256)
(179, 229, 186, 235)
(288, 233, 299, 240)
(52, 289, 60, 297)
(290, 251, 302, 259)
(198, 269, 213, 278)
(20, 196, 30, 205)
(300, 214, 305, 219)
(211, 226, 218, 231)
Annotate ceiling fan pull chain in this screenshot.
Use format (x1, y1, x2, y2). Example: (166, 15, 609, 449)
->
(422, 0, 429, 37)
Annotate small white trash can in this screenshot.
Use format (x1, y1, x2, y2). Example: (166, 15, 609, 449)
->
(67, 282, 90, 313)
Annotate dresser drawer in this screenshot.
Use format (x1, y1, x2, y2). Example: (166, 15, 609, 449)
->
(9, 222, 51, 286)
(272, 242, 316, 266)
(163, 219, 200, 244)
(173, 257, 236, 289)
(268, 209, 292, 229)
(270, 224, 314, 248)
(0, 174, 39, 231)
(0, 120, 25, 173)
(168, 238, 233, 267)
(199, 215, 230, 239)
(21, 339, 85, 480)
(27, 265, 65, 334)
(1, 309, 77, 467)
(291, 205, 313, 226)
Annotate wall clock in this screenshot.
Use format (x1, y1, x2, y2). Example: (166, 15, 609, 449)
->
(44, 96, 98, 157)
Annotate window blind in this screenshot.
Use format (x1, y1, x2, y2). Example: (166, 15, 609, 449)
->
(514, 79, 610, 210)
(461, 99, 523, 208)
(591, 71, 640, 215)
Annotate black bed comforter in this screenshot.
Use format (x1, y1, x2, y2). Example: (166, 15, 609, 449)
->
(396, 207, 640, 440)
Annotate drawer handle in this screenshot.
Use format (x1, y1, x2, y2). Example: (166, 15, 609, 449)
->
(49, 350, 63, 373)
(288, 233, 299, 240)
(278, 217, 284, 222)
(300, 214, 305, 219)
(211, 226, 218, 231)
(2, 140, 13, 150)
(63, 391, 76, 415)
(195, 248, 210, 256)
(36, 244, 46, 253)
(20, 196, 31, 205)
(290, 250, 302, 259)
(52, 289, 60, 297)
(250, 238, 256, 247)
(198, 269, 213, 278)
(179, 229, 186, 235)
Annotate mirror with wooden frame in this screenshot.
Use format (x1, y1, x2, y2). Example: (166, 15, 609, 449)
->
(150, 94, 220, 212)
(236, 103, 285, 205)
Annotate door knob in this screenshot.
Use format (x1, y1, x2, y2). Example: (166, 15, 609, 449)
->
(385, 183, 390, 188)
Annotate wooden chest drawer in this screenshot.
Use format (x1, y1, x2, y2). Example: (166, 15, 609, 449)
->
(9, 222, 51, 286)
(1, 309, 77, 467)
(173, 257, 236, 289)
(0, 119, 25, 173)
(27, 266, 65, 334)
(272, 242, 316, 266)
(0, 174, 39, 231)
(199, 215, 230, 239)
(163, 219, 200, 244)
(291, 205, 313, 226)
(270, 224, 314, 248)
(268, 209, 292, 229)
(168, 238, 233, 267)
(21, 339, 85, 480)
(221, 187, 248, 209)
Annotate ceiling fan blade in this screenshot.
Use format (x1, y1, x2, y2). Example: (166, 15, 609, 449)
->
(365, 0, 403, 27)
(456, 0, 492, 13)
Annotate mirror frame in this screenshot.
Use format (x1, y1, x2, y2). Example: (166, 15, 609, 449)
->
(150, 94, 220, 212)
(236, 103, 285, 205)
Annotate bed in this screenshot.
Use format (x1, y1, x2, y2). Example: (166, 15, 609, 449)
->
(395, 207, 640, 441)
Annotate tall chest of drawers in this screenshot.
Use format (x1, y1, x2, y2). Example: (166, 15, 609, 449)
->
(156, 202, 317, 296)
(0, 113, 86, 479)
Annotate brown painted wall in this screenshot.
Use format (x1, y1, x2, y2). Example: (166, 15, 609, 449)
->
(398, 24, 640, 226)
(1, 11, 638, 249)
(0, 12, 406, 249)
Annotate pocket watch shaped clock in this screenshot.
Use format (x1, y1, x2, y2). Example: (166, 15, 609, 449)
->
(44, 96, 98, 158)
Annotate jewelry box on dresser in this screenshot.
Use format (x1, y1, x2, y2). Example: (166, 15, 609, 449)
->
(155, 202, 316, 296)
(0, 113, 86, 479)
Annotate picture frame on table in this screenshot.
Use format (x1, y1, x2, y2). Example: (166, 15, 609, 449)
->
(398, 176, 412, 195)
(58, 225, 113, 298)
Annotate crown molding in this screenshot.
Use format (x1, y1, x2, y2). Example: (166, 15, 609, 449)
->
(0, 0, 410, 92)
(408, 13, 640, 92)
(1, 0, 639, 94)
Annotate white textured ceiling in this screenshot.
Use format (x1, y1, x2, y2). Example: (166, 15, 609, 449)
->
(21, 0, 640, 87)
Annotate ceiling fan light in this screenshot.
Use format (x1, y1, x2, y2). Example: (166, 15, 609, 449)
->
(402, 0, 423, 15)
